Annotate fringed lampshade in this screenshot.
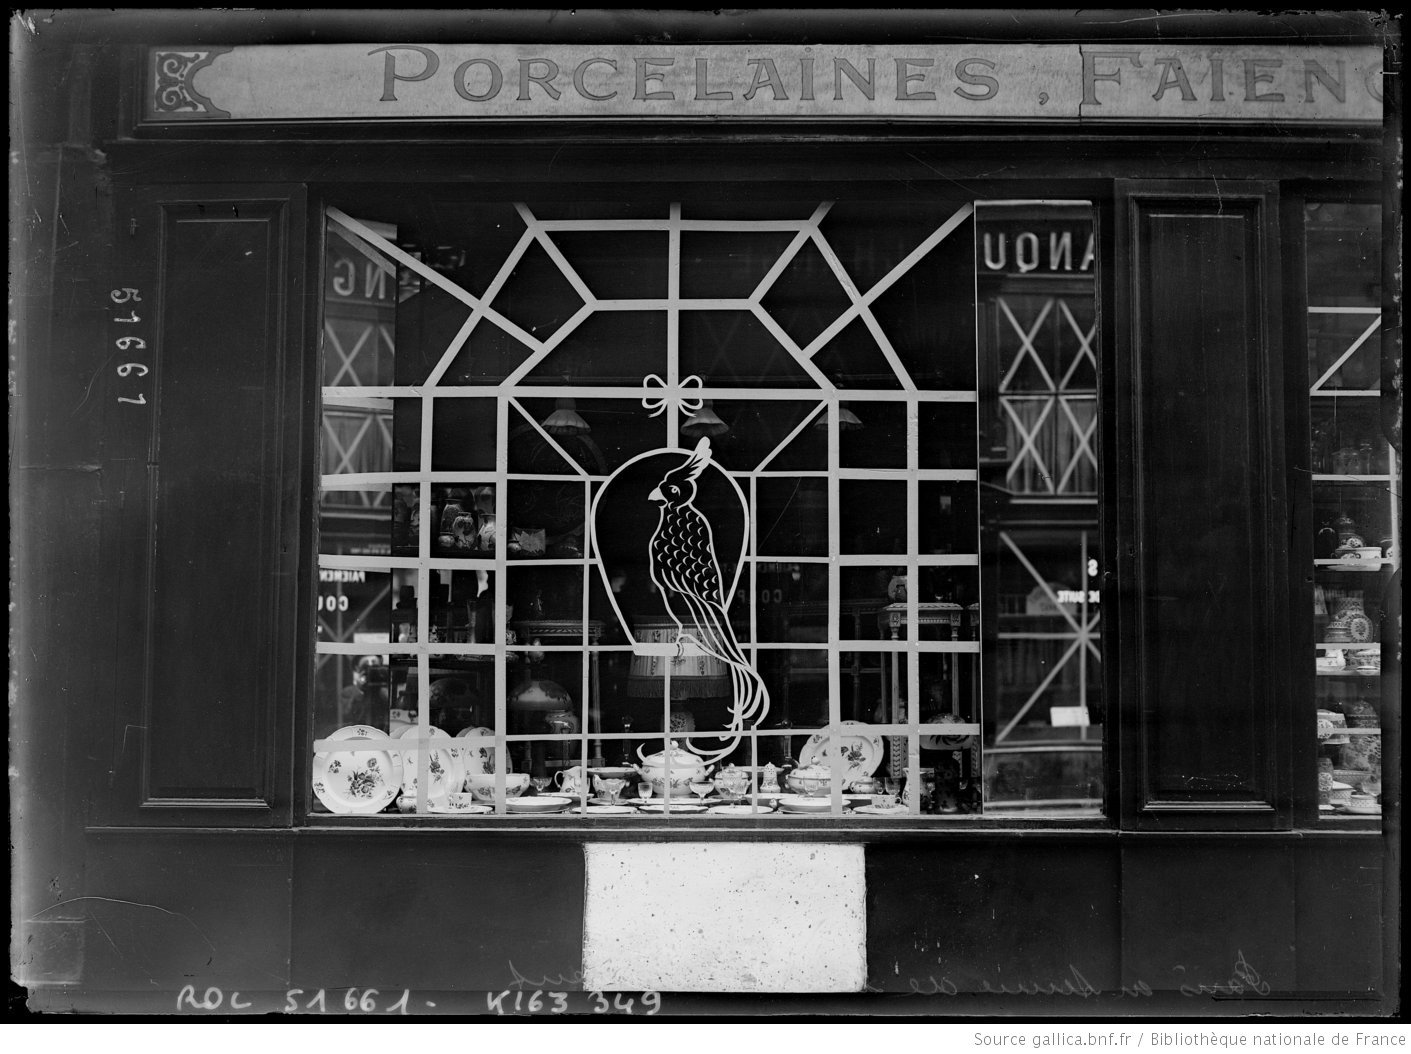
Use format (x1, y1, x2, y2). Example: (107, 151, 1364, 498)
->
(627, 617, 732, 699)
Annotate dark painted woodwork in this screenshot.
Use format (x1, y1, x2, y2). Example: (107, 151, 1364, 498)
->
(865, 839, 1121, 994)
(144, 202, 284, 803)
(78, 832, 295, 990)
(102, 186, 309, 825)
(290, 835, 586, 992)
(52, 8, 1390, 48)
(38, 830, 1388, 1010)
(12, 115, 118, 989)
(1119, 183, 1289, 826)
(104, 139, 1380, 191)
(1293, 839, 1386, 995)
(1120, 841, 1298, 996)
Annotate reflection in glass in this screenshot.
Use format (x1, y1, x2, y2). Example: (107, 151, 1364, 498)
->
(976, 203, 1101, 816)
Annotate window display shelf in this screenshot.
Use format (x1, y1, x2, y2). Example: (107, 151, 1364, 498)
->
(1314, 559, 1395, 571)
(1311, 474, 1395, 483)
(1318, 726, 1382, 735)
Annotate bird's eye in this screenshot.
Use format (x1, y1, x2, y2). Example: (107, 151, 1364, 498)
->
(667, 485, 678, 495)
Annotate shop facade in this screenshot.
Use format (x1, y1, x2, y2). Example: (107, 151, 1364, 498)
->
(12, 10, 1401, 1016)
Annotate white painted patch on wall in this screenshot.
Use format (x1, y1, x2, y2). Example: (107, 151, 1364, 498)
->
(582, 842, 866, 993)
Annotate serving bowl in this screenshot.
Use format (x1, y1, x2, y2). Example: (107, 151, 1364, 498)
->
(466, 771, 530, 802)
(785, 766, 838, 795)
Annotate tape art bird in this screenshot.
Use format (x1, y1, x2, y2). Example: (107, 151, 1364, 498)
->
(646, 437, 770, 764)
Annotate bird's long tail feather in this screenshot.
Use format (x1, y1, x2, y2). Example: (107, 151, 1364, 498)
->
(675, 592, 769, 765)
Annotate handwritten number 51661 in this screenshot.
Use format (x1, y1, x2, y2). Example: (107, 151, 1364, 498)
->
(111, 288, 149, 405)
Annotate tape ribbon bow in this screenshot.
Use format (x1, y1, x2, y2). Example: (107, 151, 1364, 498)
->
(640, 373, 704, 418)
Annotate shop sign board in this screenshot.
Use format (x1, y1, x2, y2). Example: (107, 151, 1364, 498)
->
(147, 44, 1383, 124)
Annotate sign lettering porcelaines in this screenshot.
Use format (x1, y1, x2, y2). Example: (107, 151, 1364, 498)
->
(148, 44, 1382, 124)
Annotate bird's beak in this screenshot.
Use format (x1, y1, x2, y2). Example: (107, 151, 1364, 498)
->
(647, 486, 663, 503)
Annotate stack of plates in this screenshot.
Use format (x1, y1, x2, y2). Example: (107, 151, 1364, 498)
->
(504, 795, 573, 815)
(775, 795, 834, 815)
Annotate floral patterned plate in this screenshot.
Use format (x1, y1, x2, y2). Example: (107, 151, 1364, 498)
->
(393, 725, 465, 807)
(455, 726, 509, 775)
(797, 721, 884, 780)
(313, 725, 403, 815)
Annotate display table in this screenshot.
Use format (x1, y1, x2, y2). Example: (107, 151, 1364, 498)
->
(878, 602, 980, 777)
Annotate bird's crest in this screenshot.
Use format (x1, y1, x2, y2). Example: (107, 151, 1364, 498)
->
(680, 437, 711, 482)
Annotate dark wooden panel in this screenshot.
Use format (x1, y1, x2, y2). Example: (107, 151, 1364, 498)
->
(1123, 186, 1286, 823)
(97, 186, 311, 825)
(141, 201, 289, 805)
(866, 839, 1121, 994)
(79, 831, 294, 990)
(1293, 839, 1385, 994)
(290, 835, 586, 992)
(1121, 840, 1297, 997)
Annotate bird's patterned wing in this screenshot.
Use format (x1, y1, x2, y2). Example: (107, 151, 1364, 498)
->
(652, 503, 726, 608)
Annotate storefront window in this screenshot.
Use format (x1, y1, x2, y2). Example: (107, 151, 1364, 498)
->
(1304, 201, 1393, 822)
(311, 192, 1101, 819)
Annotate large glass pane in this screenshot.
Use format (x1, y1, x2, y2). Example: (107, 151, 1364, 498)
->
(976, 202, 1102, 817)
(1304, 201, 1393, 825)
(313, 194, 1102, 821)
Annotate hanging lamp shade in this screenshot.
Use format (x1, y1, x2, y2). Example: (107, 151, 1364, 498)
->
(681, 399, 730, 438)
(814, 405, 864, 431)
(541, 398, 591, 436)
